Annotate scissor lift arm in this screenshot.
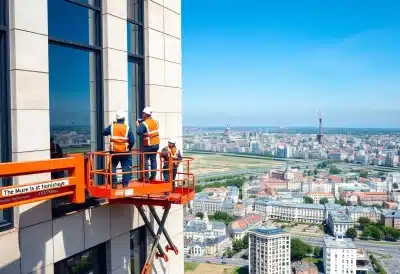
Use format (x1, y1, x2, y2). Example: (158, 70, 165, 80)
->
(0, 151, 195, 274)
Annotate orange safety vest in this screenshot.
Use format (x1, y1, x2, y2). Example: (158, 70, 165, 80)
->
(164, 146, 180, 167)
(110, 123, 129, 152)
(142, 118, 160, 146)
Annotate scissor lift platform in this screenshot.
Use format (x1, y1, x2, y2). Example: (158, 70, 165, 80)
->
(0, 150, 196, 274)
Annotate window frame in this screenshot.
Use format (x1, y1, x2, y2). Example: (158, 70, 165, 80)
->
(0, 0, 13, 232)
(128, 0, 145, 145)
(54, 241, 107, 273)
(49, 0, 105, 217)
(127, 0, 144, 58)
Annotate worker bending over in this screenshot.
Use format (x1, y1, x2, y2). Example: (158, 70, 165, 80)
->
(103, 111, 135, 188)
(136, 107, 160, 180)
(161, 138, 183, 182)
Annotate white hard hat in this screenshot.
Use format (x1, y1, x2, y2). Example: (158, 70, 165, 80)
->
(116, 111, 125, 120)
(168, 138, 177, 144)
(142, 106, 152, 115)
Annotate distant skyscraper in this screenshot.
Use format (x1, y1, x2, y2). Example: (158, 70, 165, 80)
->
(317, 109, 323, 144)
(249, 227, 291, 274)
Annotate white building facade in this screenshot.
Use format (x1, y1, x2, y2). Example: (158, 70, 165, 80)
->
(323, 235, 356, 274)
(0, 1, 184, 274)
(249, 227, 291, 274)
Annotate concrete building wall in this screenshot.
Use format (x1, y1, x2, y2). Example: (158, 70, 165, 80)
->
(0, 0, 183, 273)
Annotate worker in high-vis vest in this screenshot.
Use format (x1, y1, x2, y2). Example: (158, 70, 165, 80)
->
(161, 138, 183, 182)
(136, 106, 160, 181)
(103, 111, 135, 188)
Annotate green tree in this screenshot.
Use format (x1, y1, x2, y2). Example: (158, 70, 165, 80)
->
(211, 211, 234, 225)
(361, 227, 372, 239)
(303, 196, 314, 204)
(307, 170, 313, 176)
(313, 169, 318, 175)
(319, 198, 329, 204)
(359, 170, 369, 178)
(313, 246, 322, 258)
(291, 238, 313, 261)
(329, 166, 341, 175)
(345, 228, 357, 239)
(303, 170, 308, 176)
(242, 234, 249, 247)
(358, 217, 371, 229)
(393, 183, 399, 190)
(369, 226, 384, 241)
(195, 212, 204, 220)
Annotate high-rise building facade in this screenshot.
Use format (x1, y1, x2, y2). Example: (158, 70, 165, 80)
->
(323, 235, 356, 274)
(0, 0, 183, 273)
(248, 227, 291, 274)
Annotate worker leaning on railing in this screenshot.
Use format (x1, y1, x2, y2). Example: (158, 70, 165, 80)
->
(103, 111, 135, 188)
(161, 138, 183, 182)
(136, 107, 160, 181)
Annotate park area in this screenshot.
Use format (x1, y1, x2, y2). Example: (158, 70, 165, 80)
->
(184, 262, 247, 274)
(184, 152, 283, 175)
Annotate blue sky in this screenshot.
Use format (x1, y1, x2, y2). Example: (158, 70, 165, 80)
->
(182, 0, 400, 127)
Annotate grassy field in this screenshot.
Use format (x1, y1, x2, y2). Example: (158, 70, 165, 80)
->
(185, 152, 283, 175)
(184, 263, 247, 274)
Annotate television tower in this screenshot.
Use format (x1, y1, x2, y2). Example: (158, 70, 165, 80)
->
(317, 109, 323, 144)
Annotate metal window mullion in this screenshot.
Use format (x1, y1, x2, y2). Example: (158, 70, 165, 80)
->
(127, 18, 144, 27)
(49, 37, 101, 52)
(66, 0, 101, 11)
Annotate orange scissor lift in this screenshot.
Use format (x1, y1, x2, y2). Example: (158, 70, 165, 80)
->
(0, 149, 195, 274)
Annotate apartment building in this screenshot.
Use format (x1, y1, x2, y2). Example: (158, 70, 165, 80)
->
(0, 1, 184, 273)
(249, 227, 291, 274)
(327, 212, 354, 236)
(306, 192, 335, 204)
(229, 214, 262, 241)
(346, 206, 381, 223)
(323, 235, 356, 274)
(381, 210, 400, 229)
(254, 200, 325, 224)
(192, 186, 239, 214)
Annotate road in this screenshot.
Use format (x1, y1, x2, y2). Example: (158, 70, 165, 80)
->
(185, 256, 248, 266)
(295, 235, 400, 256)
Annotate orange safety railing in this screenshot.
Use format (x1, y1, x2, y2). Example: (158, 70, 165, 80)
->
(0, 154, 85, 210)
(86, 150, 195, 200)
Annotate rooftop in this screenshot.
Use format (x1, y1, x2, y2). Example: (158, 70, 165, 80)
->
(324, 235, 356, 249)
(329, 211, 353, 223)
(249, 226, 287, 236)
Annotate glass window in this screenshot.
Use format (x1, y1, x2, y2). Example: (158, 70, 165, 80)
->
(49, 0, 103, 215)
(54, 242, 107, 274)
(127, 0, 144, 23)
(130, 226, 147, 273)
(48, 0, 100, 46)
(0, 0, 12, 231)
(49, 44, 97, 154)
(127, 23, 143, 56)
(127, 0, 144, 56)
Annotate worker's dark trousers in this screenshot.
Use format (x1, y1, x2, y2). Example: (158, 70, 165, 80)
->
(163, 167, 177, 182)
(142, 145, 159, 179)
(111, 154, 132, 187)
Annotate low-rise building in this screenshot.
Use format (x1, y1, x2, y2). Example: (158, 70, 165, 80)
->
(346, 206, 381, 223)
(327, 211, 354, 236)
(323, 235, 356, 274)
(254, 200, 325, 223)
(205, 236, 231, 256)
(230, 214, 262, 241)
(356, 192, 388, 206)
(306, 192, 335, 204)
(292, 261, 318, 274)
(381, 210, 400, 228)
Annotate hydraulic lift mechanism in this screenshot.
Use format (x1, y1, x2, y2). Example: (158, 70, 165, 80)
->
(0, 150, 195, 274)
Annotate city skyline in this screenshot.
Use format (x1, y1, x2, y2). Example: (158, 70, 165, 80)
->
(182, 0, 400, 127)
